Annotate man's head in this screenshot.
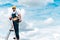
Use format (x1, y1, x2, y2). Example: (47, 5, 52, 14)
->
(12, 6, 16, 12)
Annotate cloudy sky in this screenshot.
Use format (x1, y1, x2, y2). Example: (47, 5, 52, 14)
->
(0, 0, 60, 40)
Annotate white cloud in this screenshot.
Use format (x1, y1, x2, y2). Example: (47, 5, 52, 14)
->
(46, 0, 54, 3)
(26, 18, 55, 28)
(18, 0, 54, 7)
(20, 21, 34, 31)
(20, 26, 60, 40)
(43, 18, 54, 24)
(0, 0, 54, 7)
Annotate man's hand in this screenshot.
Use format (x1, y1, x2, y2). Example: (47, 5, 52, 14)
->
(9, 17, 12, 20)
(19, 19, 22, 22)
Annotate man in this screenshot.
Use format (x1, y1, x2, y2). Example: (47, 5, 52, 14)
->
(9, 6, 21, 40)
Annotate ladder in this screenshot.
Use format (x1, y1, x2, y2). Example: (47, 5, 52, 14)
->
(5, 26, 16, 40)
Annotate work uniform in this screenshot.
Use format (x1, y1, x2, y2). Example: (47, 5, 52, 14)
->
(11, 11, 19, 39)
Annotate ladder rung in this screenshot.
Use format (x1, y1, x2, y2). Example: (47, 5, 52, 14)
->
(9, 30, 14, 31)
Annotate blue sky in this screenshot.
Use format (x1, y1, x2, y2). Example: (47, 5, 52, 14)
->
(0, 0, 60, 40)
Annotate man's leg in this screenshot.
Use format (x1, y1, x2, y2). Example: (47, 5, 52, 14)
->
(13, 21, 19, 40)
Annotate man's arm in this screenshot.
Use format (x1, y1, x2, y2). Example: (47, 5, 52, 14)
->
(18, 13, 22, 22)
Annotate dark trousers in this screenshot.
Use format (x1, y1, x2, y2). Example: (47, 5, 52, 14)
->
(13, 21, 19, 39)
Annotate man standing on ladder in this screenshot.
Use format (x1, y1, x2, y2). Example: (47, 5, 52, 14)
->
(9, 6, 21, 40)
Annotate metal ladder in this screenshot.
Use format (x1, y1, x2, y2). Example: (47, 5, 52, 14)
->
(5, 26, 16, 40)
